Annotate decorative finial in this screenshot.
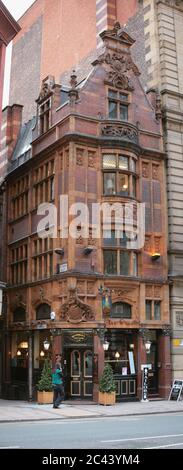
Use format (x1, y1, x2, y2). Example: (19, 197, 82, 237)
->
(69, 70, 79, 104)
(70, 70, 77, 89)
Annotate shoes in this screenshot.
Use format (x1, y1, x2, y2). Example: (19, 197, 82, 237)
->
(53, 405, 58, 408)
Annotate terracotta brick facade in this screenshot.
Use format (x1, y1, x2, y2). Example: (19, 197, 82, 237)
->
(2, 25, 171, 401)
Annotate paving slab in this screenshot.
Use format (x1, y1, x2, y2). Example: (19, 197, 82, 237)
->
(0, 399, 183, 422)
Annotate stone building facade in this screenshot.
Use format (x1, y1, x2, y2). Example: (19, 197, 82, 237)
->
(2, 25, 171, 401)
(143, 0, 183, 380)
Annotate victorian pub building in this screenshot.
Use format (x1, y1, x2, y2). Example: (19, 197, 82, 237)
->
(2, 25, 171, 402)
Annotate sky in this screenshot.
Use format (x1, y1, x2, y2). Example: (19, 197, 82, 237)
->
(2, 0, 35, 108)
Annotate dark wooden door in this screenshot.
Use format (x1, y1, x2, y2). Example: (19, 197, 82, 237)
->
(65, 349, 93, 399)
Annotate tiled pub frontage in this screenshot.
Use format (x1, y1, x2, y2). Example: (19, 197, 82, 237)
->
(2, 282, 171, 402)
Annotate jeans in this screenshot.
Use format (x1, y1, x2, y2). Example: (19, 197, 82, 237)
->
(53, 384, 65, 407)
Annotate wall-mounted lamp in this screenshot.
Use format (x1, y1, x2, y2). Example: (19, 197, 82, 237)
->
(151, 253, 161, 260)
(50, 311, 56, 321)
(145, 339, 151, 354)
(84, 247, 93, 255)
(115, 351, 120, 359)
(17, 350, 21, 356)
(43, 339, 50, 351)
(103, 339, 110, 351)
(55, 248, 64, 255)
(129, 343, 134, 350)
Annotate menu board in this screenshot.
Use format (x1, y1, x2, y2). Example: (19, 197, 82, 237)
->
(169, 380, 183, 401)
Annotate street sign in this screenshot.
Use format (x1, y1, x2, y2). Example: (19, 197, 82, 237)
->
(168, 379, 183, 401)
(59, 263, 68, 273)
(141, 364, 152, 371)
(141, 367, 149, 402)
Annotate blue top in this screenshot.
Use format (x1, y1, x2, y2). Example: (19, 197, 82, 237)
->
(52, 367, 63, 385)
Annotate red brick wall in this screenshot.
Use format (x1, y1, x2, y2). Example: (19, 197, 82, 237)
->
(41, 0, 97, 82)
(13, 0, 44, 43)
(116, 0, 138, 25)
(0, 43, 6, 137)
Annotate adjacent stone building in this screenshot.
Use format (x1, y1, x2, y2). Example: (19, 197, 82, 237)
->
(2, 24, 171, 401)
(143, 0, 183, 381)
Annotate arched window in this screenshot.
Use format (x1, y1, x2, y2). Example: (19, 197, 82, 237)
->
(13, 307, 26, 322)
(110, 302, 132, 319)
(36, 303, 51, 320)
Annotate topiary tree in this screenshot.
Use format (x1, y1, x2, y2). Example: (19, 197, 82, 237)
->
(99, 363, 116, 393)
(37, 359, 52, 392)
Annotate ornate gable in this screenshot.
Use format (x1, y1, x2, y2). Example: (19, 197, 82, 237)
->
(93, 22, 140, 90)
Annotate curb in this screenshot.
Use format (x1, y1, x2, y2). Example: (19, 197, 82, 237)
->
(0, 408, 183, 423)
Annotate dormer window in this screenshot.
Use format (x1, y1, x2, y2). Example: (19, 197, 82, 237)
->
(108, 89, 129, 121)
(39, 98, 51, 134)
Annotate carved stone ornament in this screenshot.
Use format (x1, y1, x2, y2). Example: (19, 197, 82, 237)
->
(94, 50, 139, 89)
(37, 76, 55, 103)
(162, 324, 172, 336)
(101, 123, 138, 142)
(60, 289, 95, 323)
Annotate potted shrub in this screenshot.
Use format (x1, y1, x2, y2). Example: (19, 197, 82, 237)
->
(99, 363, 116, 405)
(37, 359, 53, 404)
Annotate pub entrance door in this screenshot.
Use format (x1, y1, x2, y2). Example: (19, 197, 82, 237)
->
(65, 349, 93, 399)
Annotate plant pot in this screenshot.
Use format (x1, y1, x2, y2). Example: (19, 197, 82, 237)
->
(98, 391, 116, 405)
(37, 391, 53, 404)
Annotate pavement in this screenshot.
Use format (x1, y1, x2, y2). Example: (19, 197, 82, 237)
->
(0, 398, 183, 422)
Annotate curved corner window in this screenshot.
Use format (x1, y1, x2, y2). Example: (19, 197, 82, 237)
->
(102, 153, 137, 197)
(36, 303, 51, 320)
(110, 302, 132, 319)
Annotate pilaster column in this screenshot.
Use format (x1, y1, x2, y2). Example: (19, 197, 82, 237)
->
(158, 325, 171, 399)
(137, 329, 147, 400)
(93, 329, 105, 402)
(28, 330, 33, 402)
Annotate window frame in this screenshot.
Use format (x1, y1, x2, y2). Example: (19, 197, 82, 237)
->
(145, 299, 161, 321)
(108, 89, 130, 121)
(102, 153, 137, 198)
(103, 247, 138, 277)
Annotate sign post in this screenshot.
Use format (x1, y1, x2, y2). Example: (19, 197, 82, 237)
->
(141, 364, 152, 402)
(168, 380, 183, 401)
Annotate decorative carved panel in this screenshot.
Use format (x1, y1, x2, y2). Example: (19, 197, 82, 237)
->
(144, 235, 151, 253)
(154, 236, 161, 253)
(154, 286, 162, 298)
(152, 164, 160, 180)
(77, 281, 85, 295)
(76, 149, 84, 166)
(60, 289, 95, 323)
(101, 123, 138, 142)
(142, 162, 150, 178)
(87, 281, 95, 295)
(88, 151, 96, 168)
